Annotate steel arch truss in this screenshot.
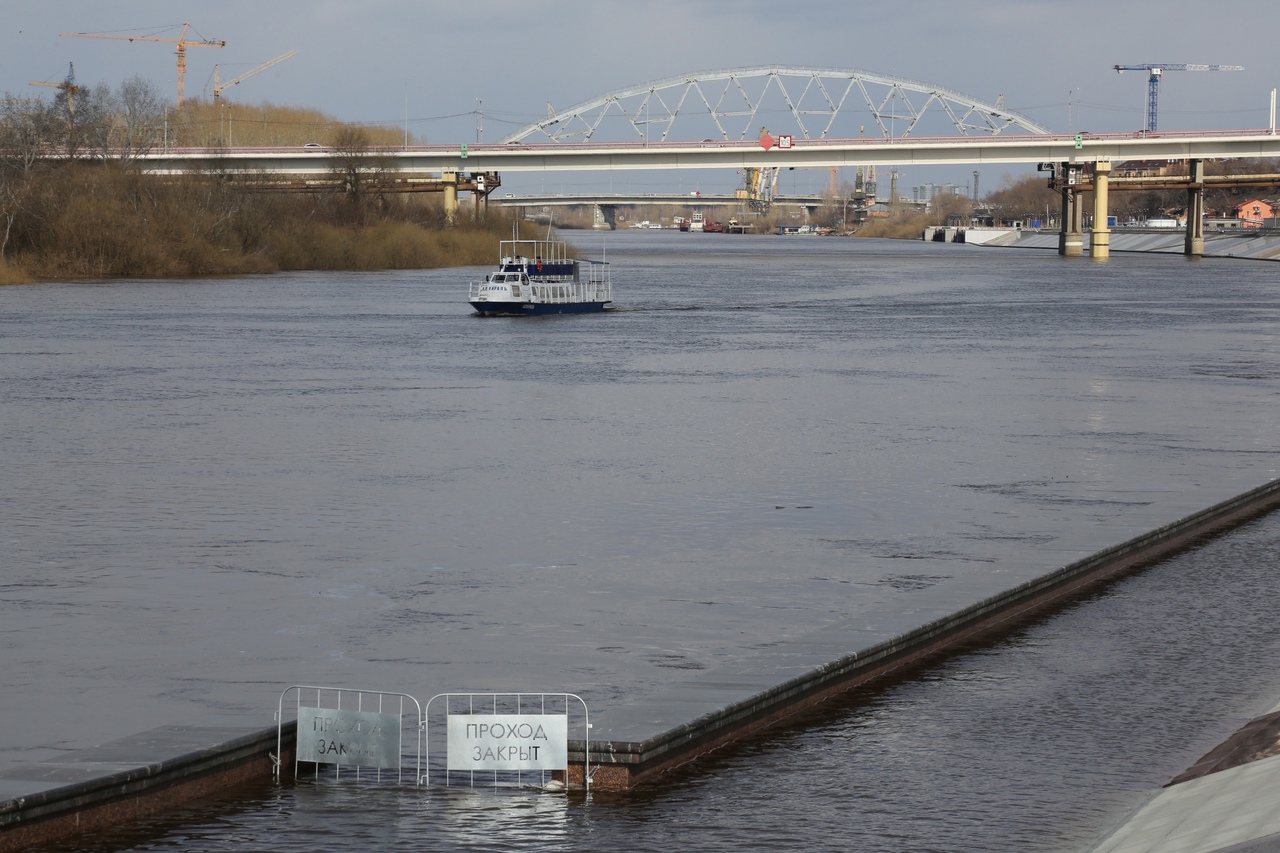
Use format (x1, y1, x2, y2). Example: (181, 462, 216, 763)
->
(502, 66, 1050, 143)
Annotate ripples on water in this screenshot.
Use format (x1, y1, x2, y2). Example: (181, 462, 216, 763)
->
(4, 234, 1280, 851)
(57, 513, 1280, 852)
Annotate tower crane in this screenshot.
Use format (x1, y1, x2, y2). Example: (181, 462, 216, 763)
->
(30, 63, 80, 131)
(61, 23, 225, 108)
(213, 50, 299, 101)
(1113, 63, 1244, 132)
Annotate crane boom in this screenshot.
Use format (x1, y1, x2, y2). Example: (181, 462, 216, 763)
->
(1113, 63, 1244, 131)
(213, 50, 299, 101)
(61, 23, 225, 108)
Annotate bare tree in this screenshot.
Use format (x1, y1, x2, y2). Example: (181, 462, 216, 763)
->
(113, 75, 165, 159)
(984, 173, 1059, 224)
(68, 82, 116, 160)
(0, 95, 59, 259)
(329, 125, 395, 223)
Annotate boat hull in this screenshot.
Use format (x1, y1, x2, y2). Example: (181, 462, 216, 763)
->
(470, 300, 612, 316)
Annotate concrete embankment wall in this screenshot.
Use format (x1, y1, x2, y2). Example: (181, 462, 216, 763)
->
(4, 480, 1280, 845)
(961, 228, 1280, 259)
(579, 477, 1280, 789)
(0, 724, 295, 853)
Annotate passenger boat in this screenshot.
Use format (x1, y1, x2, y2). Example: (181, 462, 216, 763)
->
(688, 211, 705, 232)
(467, 239, 612, 316)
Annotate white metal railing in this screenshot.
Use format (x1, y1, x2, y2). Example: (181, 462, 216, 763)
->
(423, 692, 591, 792)
(276, 685, 423, 785)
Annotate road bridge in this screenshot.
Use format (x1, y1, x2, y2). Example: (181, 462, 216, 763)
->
(139, 131, 1280, 256)
(488, 192, 827, 229)
(137, 130, 1280, 176)
(129, 64, 1280, 259)
(490, 193, 824, 207)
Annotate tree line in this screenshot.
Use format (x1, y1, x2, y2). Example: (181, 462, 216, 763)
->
(1, 77, 506, 284)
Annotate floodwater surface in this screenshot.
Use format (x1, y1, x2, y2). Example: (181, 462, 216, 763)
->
(2, 232, 1279, 850)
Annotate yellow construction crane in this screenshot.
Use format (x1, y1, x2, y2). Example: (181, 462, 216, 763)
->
(213, 50, 299, 101)
(60, 23, 225, 108)
(30, 62, 80, 130)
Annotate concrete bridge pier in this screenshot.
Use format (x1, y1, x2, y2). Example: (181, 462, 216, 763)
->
(443, 172, 459, 224)
(1091, 161, 1111, 260)
(593, 204, 617, 230)
(1058, 181, 1084, 256)
(1185, 158, 1205, 256)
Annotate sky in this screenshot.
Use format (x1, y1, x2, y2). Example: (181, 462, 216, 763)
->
(3, 0, 1276, 194)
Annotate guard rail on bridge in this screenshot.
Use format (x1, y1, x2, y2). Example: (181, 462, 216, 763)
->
(133, 129, 1280, 176)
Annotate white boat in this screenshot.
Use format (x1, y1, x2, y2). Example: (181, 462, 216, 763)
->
(467, 239, 612, 316)
(688, 211, 705, 232)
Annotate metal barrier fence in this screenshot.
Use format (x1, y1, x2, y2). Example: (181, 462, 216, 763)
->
(276, 685, 423, 785)
(423, 693, 591, 792)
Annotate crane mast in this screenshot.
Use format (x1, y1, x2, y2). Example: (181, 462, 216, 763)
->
(1113, 63, 1244, 131)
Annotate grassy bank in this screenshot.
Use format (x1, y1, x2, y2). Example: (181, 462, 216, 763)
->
(0, 163, 510, 282)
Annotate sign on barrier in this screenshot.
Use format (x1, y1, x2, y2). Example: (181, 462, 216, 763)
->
(276, 685, 423, 784)
(424, 693, 591, 791)
(446, 713, 568, 772)
(297, 707, 402, 769)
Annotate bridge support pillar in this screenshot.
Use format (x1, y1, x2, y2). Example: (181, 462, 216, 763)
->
(1059, 173, 1084, 256)
(443, 172, 459, 224)
(1090, 161, 1111, 260)
(1185, 158, 1205, 256)
(593, 204, 616, 230)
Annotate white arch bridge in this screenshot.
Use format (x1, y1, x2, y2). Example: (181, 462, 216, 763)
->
(500, 65, 1051, 142)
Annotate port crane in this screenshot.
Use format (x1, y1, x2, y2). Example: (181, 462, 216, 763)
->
(61, 23, 226, 108)
(30, 63, 80, 131)
(213, 50, 299, 101)
(1113, 63, 1244, 131)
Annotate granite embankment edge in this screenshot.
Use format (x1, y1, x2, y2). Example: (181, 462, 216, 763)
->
(0, 723, 295, 852)
(580, 477, 1280, 789)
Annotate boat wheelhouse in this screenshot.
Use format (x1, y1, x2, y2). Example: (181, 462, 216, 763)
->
(467, 239, 612, 316)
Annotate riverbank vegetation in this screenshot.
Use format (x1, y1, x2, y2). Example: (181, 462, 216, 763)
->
(1, 78, 506, 283)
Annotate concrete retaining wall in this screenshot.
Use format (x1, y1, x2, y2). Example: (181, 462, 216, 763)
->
(575, 477, 1280, 789)
(0, 723, 295, 853)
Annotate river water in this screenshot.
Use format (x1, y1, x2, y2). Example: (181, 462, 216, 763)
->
(3, 233, 1279, 851)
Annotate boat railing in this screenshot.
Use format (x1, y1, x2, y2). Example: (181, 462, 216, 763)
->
(468, 258, 611, 305)
(528, 279, 611, 304)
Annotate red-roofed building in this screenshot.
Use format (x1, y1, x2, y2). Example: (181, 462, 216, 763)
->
(1235, 199, 1274, 228)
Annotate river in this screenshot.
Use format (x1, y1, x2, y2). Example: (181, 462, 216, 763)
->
(2, 232, 1278, 851)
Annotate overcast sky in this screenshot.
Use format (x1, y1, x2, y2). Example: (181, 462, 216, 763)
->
(3, 1, 1275, 193)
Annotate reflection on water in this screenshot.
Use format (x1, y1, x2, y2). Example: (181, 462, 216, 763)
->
(4, 233, 1280, 850)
